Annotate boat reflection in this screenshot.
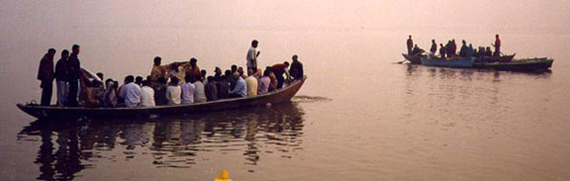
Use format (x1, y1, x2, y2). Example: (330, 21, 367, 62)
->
(18, 102, 305, 180)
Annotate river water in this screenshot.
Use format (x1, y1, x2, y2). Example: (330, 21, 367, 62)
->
(2, 2, 570, 180)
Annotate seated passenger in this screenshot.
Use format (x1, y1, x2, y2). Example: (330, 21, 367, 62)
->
(258, 69, 271, 95)
(153, 77, 168, 106)
(205, 76, 218, 101)
(193, 76, 207, 103)
(180, 75, 195, 104)
(245, 68, 258, 97)
(217, 75, 230, 99)
(228, 73, 247, 98)
(166, 77, 182, 105)
(119, 75, 141, 108)
(140, 80, 155, 107)
(102, 79, 118, 107)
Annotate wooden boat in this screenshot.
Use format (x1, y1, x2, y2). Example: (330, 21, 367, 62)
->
(476, 54, 516, 63)
(402, 53, 423, 64)
(421, 56, 476, 68)
(17, 77, 307, 119)
(473, 57, 553, 71)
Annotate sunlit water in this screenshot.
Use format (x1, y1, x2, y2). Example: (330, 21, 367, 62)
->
(2, 27, 570, 181)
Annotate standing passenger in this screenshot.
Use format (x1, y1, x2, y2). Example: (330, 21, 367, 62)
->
(246, 40, 260, 74)
(289, 55, 304, 80)
(430, 40, 437, 54)
(180, 75, 195, 104)
(140, 80, 155, 107)
(37, 48, 56, 106)
(493, 34, 501, 57)
(149, 56, 172, 86)
(406, 35, 413, 55)
(55, 49, 69, 106)
(245, 69, 258, 97)
(67, 44, 81, 106)
(439, 43, 446, 59)
(271, 62, 290, 89)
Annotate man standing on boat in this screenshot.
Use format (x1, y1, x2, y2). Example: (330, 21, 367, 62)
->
(247, 40, 260, 74)
(55, 49, 69, 106)
(37, 48, 56, 106)
(493, 34, 501, 57)
(406, 35, 413, 55)
(150, 56, 171, 86)
(430, 40, 437, 55)
(67, 44, 81, 106)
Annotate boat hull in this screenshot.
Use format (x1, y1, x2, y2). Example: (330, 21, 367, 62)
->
(421, 57, 475, 68)
(18, 78, 307, 119)
(473, 58, 553, 71)
(402, 54, 422, 64)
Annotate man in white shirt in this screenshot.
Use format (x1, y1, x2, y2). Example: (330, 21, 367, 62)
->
(246, 40, 260, 74)
(180, 75, 195, 104)
(119, 75, 141, 107)
(245, 68, 258, 97)
(258, 69, 271, 95)
(140, 80, 155, 107)
(193, 78, 207, 103)
(166, 77, 182, 105)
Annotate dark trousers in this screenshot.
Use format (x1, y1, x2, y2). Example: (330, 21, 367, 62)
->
(40, 80, 53, 106)
(276, 75, 284, 89)
(68, 79, 79, 106)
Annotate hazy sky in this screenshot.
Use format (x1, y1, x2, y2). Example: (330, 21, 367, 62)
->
(2, 0, 569, 34)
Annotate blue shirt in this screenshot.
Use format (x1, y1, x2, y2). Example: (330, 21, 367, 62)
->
(229, 77, 247, 97)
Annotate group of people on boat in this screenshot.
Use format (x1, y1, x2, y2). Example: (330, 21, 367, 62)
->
(36, 40, 304, 108)
(406, 34, 502, 59)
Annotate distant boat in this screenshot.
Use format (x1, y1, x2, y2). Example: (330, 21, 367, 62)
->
(17, 77, 307, 119)
(473, 57, 554, 71)
(421, 56, 476, 68)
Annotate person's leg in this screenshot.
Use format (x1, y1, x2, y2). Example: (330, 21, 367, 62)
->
(41, 81, 53, 106)
(68, 80, 78, 106)
(276, 76, 284, 89)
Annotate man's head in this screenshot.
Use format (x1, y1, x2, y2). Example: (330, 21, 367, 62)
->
(247, 68, 254, 76)
(214, 67, 222, 74)
(408, 35, 412, 39)
(154, 56, 162, 66)
(170, 77, 179, 85)
(135, 76, 143, 85)
(237, 67, 244, 76)
(72, 44, 80, 54)
(125, 75, 134, 83)
(252, 40, 259, 48)
(496, 34, 499, 38)
(432, 39, 435, 43)
(292, 55, 298, 62)
(105, 78, 114, 88)
(190, 57, 197, 66)
(47, 48, 56, 56)
(61, 49, 69, 58)
(462, 40, 466, 45)
(231, 65, 237, 72)
(142, 80, 151, 87)
(284, 61, 290, 67)
(201, 69, 207, 77)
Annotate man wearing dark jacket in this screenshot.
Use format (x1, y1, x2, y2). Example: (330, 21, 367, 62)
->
(289, 55, 304, 80)
(37, 48, 56, 106)
(67, 44, 81, 106)
(55, 49, 70, 106)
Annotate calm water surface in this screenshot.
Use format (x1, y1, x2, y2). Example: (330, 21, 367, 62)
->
(1, 28, 570, 180)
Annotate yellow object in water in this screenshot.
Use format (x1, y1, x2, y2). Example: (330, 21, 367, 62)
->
(213, 170, 232, 181)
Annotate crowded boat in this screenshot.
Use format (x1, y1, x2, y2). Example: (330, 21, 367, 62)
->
(35, 40, 305, 109)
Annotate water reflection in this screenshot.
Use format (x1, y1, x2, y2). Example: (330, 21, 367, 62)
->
(18, 102, 305, 180)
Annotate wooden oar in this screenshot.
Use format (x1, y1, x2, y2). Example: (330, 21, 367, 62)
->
(396, 59, 408, 64)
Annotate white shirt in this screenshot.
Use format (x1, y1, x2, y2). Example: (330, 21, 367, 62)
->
(258, 76, 270, 95)
(166, 85, 181, 105)
(119, 82, 141, 107)
(245, 76, 258, 96)
(246, 46, 257, 68)
(140, 86, 155, 107)
(180, 82, 195, 104)
(193, 81, 207, 103)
